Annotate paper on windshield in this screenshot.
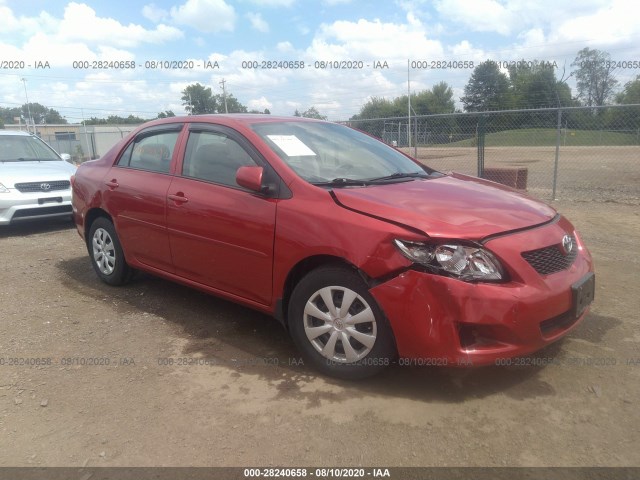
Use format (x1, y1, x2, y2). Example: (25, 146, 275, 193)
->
(266, 135, 316, 157)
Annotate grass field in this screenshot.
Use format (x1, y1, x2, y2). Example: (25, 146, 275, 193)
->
(430, 128, 640, 148)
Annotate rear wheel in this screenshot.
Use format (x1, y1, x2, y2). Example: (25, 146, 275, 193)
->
(87, 217, 132, 286)
(288, 266, 396, 379)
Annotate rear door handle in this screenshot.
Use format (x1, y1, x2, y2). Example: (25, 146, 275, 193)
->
(105, 179, 119, 189)
(168, 193, 189, 204)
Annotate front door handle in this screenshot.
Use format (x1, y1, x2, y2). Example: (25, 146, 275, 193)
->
(168, 193, 189, 204)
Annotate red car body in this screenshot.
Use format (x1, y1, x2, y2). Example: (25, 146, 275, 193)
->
(72, 115, 594, 375)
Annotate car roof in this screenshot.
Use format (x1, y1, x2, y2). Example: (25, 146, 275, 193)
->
(0, 130, 32, 137)
(141, 114, 325, 130)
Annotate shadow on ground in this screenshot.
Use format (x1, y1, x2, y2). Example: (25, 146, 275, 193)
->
(0, 218, 75, 238)
(57, 255, 618, 405)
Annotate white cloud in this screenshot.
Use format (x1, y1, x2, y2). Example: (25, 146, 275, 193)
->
(434, 0, 514, 35)
(249, 0, 296, 6)
(170, 0, 236, 33)
(551, 0, 640, 45)
(56, 3, 182, 48)
(276, 41, 294, 52)
(142, 3, 169, 22)
(246, 12, 269, 33)
(248, 96, 273, 111)
(307, 16, 444, 60)
(323, 0, 353, 5)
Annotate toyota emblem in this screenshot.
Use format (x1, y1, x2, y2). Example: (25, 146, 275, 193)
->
(40, 183, 51, 191)
(561, 235, 574, 255)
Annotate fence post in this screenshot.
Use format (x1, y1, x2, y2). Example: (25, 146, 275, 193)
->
(414, 116, 418, 159)
(552, 108, 562, 200)
(477, 115, 485, 177)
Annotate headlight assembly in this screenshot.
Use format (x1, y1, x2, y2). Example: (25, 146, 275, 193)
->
(394, 239, 505, 281)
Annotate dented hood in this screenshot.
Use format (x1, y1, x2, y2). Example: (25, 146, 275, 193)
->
(331, 173, 557, 239)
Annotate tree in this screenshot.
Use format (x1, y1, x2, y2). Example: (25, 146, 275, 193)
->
(571, 48, 618, 107)
(616, 75, 640, 105)
(180, 83, 249, 114)
(507, 60, 574, 109)
(157, 110, 175, 118)
(425, 81, 456, 114)
(609, 75, 640, 129)
(219, 93, 248, 113)
(294, 106, 327, 120)
(0, 107, 20, 125)
(1, 104, 66, 125)
(21, 103, 67, 124)
(461, 61, 510, 111)
(350, 97, 404, 120)
(181, 83, 217, 114)
(347, 83, 456, 139)
(84, 114, 147, 125)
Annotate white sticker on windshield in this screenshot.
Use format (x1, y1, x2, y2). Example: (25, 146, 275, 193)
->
(266, 135, 316, 157)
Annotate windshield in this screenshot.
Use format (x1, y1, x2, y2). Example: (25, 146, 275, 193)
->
(0, 135, 61, 162)
(251, 121, 429, 184)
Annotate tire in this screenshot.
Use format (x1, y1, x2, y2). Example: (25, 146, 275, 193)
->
(288, 266, 396, 379)
(87, 217, 133, 286)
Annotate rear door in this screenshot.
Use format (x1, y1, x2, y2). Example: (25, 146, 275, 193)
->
(166, 124, 277, 305)
(104, 124, 184, 272)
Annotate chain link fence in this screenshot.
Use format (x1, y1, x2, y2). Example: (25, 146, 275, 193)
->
(33, 126, 137, 163)
(342, 104, 640, 204)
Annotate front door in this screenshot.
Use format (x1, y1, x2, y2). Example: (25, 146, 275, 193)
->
(166, 127, 277, 305)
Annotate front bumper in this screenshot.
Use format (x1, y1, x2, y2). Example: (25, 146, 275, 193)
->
(370, 218, 594, 366)
(0, 190, 73, 225)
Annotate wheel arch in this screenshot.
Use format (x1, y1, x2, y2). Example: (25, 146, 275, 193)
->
(84, 208, 113, 245)
(276, 254, 372, 330)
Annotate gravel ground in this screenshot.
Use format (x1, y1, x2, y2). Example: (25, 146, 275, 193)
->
(0, 199, 638, 468)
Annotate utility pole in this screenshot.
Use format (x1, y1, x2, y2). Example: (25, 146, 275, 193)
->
(188, 93, 193, 115)
(407, 60, 411, 148)
(21, 78, 34, 134)
(220, 78, 228, 113)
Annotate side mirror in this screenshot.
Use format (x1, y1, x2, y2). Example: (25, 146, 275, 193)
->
(60, 153, 72, 162)
(236, 166, 264, 193)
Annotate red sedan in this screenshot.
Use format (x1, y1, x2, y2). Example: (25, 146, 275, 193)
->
(71, 115, 595, 379)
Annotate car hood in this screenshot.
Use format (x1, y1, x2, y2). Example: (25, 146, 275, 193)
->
(0, 161, 76, 187)
(331, 173, 557, 239)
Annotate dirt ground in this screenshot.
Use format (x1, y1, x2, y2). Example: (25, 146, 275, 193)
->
(406, 146, 640, 204)
(0, 198, 639, 468)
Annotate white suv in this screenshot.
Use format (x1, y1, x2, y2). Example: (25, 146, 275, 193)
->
(0, 130, 76, 225)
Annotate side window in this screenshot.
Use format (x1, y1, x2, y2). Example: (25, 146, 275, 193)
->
(117, 131, 180, 173)
(182, 131, 256, 187)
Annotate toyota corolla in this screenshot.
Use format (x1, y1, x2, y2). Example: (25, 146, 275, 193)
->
(71, 115, 594, 378)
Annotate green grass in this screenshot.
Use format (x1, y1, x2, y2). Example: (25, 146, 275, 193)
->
(430, 128, 639, 147)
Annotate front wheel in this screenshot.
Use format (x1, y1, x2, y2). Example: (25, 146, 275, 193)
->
(87, 217, 133, 286)
(288, 266, 396, 379)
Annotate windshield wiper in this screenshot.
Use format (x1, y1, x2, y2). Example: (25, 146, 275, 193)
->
(367, 172, 430, 183)
(311, 177, 372, 187)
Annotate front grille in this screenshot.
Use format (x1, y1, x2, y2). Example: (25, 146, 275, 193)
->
(14, 180, 70, 193)
(12, 205, 72, 220)
(522, 236, 577, 275)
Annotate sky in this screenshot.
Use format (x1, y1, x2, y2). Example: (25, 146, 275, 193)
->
(0, 0, 639, 122)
